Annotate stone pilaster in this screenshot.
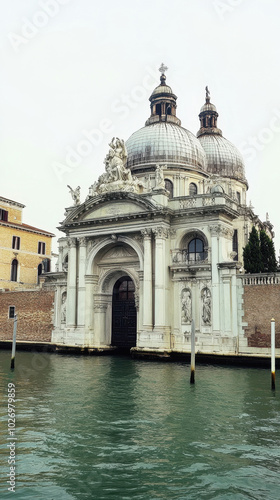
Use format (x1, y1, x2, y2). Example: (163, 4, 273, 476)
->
(77, 237, 87, 326)
(153, 226, 168, 330)
(141, 229, 153, 329)
(66, 237, 77, 327)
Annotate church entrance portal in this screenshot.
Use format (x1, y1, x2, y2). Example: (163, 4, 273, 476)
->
(111, 276, 137, 348)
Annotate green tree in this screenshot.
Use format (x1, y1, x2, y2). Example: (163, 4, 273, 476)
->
(243, 226, 262, 273)
(243, 226, 278, 273)
(260, 230, 278, 272)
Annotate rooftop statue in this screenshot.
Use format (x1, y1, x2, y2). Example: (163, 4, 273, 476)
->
(67, 185, 80, 205)
(88, 137, 146, 196)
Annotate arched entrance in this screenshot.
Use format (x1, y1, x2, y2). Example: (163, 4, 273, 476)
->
(111, 276, 137, 348)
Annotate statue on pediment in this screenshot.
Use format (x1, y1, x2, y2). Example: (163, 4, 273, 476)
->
(88, 137, 146, 196)
(67, 185, 80, 205)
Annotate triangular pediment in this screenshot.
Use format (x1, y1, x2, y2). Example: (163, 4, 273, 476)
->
(82, 200, 144, 220)
(61, 192, 159, 227)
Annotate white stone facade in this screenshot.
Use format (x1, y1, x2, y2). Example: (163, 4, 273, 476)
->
(46, 70, 274, 355)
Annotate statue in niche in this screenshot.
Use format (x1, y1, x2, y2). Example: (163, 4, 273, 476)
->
(154, 165, 165, 190)
(67, 185, 80, 205)
(202, 288, 211, 325)
(61, 291, 67, 323)
(181, 288, 192, 324)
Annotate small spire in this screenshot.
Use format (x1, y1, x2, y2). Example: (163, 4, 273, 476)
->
(159, 63, 168, 85)
(159, 63, 168, 75)
(205, 85, 210, 103)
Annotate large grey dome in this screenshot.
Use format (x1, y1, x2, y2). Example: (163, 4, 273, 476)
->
(198, 134, 247, 184)
(126, 122, 207, 171)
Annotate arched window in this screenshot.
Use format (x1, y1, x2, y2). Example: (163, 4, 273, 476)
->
(42, 258, 51, 272)
(37, 263, 42, 284)
(11, 259, 18, 282)
(189, 183, 197, 196)
(156, 103, 161, 116)
(188, 238, 204, 262)
(164, 179, 173, 197)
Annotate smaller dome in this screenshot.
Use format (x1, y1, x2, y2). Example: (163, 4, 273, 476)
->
(198, 134, 247, 185)
(200, 102, 217, 113)
(151, 84, 174, 97)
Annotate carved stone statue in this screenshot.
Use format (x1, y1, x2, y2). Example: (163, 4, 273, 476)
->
(87, 137, 146, 196)
(181, 288, 192, 324)
(202, 288, 211, 325)
(61, 291, 67, 323)
(67, 185, 80, 205)
(154, 165, 165, 190)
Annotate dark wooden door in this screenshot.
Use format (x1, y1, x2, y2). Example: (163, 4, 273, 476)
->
(112, 277, 137, 348)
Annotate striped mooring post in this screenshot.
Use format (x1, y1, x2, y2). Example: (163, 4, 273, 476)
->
(190, 319, 195, 384)
(11, 314, 17, 370)
(271, 318, 275, 391)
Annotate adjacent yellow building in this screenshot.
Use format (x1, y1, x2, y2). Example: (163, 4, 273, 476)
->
(0, 195, 54, 290)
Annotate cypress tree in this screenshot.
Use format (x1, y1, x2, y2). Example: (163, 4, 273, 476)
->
(243, 226, 278, 273)
(243, 226, 262, 273)
(260, 230, 278, 272)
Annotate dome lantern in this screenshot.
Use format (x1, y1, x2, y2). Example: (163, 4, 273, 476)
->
(145, 63, 181, 126)
(197, 86, 222, 137)
(197, 87, 248, 186)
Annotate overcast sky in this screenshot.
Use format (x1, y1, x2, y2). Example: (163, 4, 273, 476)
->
(1, 0, 280, 256)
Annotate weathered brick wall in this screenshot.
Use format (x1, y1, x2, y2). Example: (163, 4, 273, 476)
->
(243, 283, 280, 348)
(0, 289, 55, 342)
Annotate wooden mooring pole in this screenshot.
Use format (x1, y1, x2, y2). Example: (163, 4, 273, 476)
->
(11, 314, 17, 370)
(190, 319, 195, 384)
(271, 318, 275, 391)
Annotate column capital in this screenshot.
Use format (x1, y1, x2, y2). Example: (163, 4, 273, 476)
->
(152, 226, 169, 239)
(67, 237, 77, 248)
(78, 236, 87, 247)
(141, 228, 152, 239)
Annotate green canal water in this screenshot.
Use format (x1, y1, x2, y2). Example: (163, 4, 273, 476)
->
(0, 351, 280, 500)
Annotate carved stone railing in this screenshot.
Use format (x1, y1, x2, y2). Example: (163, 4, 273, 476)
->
(171, 249, 208, 265)
(242, 274, 280, 285)
(169, 193, 239, 211)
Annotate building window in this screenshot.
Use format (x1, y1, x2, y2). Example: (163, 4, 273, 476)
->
(11, 259, 18, 282)
(38, 242, 46, 254)
(0, 209, 8, 221)
(37, 263, 42, 284)
(164, 179, 174, 197)
(12, 236, 20, 250)
(188, 238, 205, 262)
(9, 306, 15, 319)
(189, 183, 197, 196)
(232, 230, 238, 261)
(42, 258, 51, 272)
(156, 103, 161, 116)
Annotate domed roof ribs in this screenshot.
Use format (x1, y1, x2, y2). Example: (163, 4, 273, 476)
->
(145, 64, 181, 126)
(197, 87, 222, 137)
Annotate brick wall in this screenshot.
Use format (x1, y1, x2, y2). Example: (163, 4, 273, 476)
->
(243, 283, 280, 348)
(0, 289, 55, 342)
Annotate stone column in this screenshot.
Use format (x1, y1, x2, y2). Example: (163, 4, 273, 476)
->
(141, 229, 153, 329)
(77, 237, 87, 327)
(85, 274, 97, 341)
(153, 226, 168, 330)
(209, 225, 221, 332)
(66, 237, 77, 327)
(58, 246, 63, 272)
(93, 301, 108, 346)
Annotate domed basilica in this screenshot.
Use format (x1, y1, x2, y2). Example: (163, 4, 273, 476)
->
(47, 66, 273, 356)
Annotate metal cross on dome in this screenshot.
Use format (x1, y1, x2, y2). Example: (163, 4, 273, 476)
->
(159, 63, 168, 74)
